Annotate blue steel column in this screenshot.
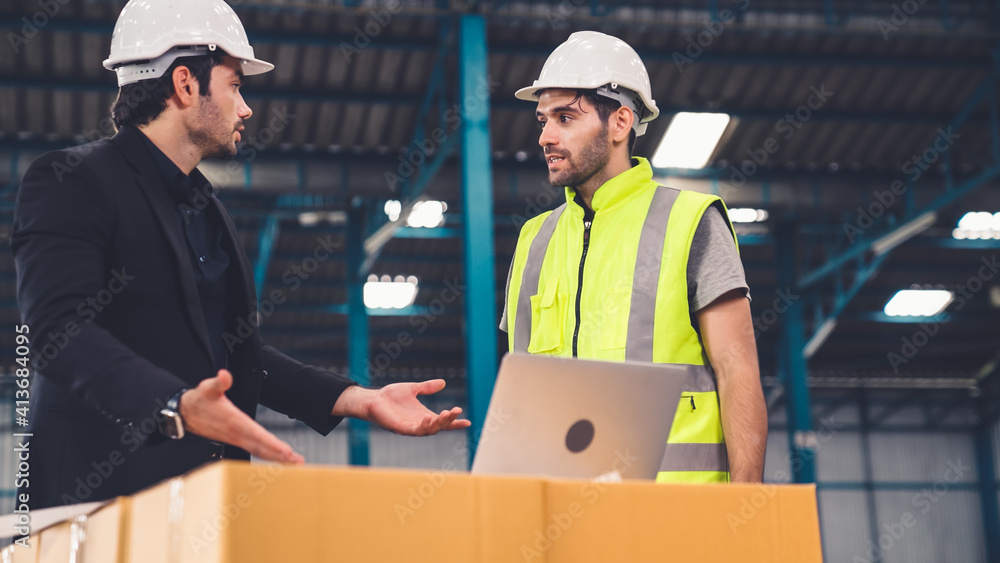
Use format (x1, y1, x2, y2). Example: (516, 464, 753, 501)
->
(346, 203, 370, 465)
(974, 401, 1000, 559)
(776, 219, 817, 483)
(253, 214, 280, 300)
(459, 14, 498, 464)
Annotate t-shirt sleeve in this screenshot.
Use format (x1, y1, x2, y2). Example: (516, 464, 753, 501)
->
(687, 204, 751, 313)
(499, 255, 514, 332)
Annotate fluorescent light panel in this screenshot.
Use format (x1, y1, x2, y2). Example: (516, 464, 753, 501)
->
(384, 200, 447, 228)
(952, 211, 1000, 240)
(728, 208, 769, 223)
(651, 112, 730, 169)
(364, 275, 418, 309)
(883, 289, 953, 317)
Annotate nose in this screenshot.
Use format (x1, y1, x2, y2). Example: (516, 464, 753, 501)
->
(237, 93, 253, 120)
(538, 120, 557, 149)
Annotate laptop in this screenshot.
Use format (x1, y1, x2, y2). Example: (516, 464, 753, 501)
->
(470, 353, 687, 481)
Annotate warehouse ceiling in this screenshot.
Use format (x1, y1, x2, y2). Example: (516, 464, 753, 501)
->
(1, 0, 998, 415)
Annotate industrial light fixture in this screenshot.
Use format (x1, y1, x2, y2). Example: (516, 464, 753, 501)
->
(298, 212, 321, 227)
(384, 200, 402, 222)
(651, 112, 730, 169)
(407, 201, 447, 228)
(364, 275, 418, 309)
(383, 199, 448, 228)
(883, 289, 953, 317)
(952, 211, 1000, 240)
(298, 211, 346, 227)
(871, 211, 936, 256)
(727, 208, 769, 223)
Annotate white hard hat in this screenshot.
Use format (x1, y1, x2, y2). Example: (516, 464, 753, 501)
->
(103, 0, 273, 87)
(515, 31, 659, 136)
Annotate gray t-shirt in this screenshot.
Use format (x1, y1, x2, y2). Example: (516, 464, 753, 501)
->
(499, 204, 749, 332)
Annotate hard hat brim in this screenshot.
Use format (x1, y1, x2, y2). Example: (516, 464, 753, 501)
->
(240, 58, 275, 76)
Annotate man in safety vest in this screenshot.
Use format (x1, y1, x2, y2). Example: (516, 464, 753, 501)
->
(500, 31, 767, 483)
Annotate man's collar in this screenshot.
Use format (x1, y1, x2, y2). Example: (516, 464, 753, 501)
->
(132, 127, 213, 204)
(563, 156, 657, 215)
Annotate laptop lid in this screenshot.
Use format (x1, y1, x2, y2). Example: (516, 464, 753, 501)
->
(470, 353, 687, 480)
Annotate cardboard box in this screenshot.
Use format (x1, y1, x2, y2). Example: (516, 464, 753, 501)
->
(36, 521, 70, 563)
(6, 460, 820, 562)
(17, 498, 129, 563)
(127, 462, 545, 563)
(81, 499, 131, 562)
(1, 543, 38, 563)
(539, 479, 823, 562)
(124, 461, 821, 563)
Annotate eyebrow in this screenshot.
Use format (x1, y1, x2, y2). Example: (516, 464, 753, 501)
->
(535, 104, 583, 118)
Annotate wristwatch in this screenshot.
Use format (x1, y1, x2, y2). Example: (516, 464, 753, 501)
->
(158, 388, 189, 439)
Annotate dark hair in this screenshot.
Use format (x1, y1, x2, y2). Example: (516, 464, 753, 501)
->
(571, 90, 638, 156)
(110, 52, 225, 130)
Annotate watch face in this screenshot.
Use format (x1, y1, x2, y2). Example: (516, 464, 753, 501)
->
(159, 409, 185, 439)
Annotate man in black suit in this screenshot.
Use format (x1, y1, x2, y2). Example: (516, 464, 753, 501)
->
(12, 0, 469, 510)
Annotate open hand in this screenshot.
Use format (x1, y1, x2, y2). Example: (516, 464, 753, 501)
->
(334, 379, 471, 436)
(180, 369, 304, 464)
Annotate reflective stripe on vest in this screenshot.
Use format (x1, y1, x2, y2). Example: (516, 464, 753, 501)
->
(511, 188, 729, 480)
(625, 187, 678, 362)
(513, 203, 566, 353)
(659, 442, 728, 472)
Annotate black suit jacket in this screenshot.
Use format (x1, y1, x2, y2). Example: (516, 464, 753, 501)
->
(12, 127, 354, 509)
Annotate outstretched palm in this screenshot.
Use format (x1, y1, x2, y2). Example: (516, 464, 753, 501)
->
(367, 379, 471, 436)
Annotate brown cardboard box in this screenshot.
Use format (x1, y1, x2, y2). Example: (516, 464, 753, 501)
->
(538, 478, 823, 562)
(81, 499, 131, 562)
(36, 521, 70, 563)
(13, 462, 822, 563)
(127, 461, 545, 563)
(1, 543, 38, 563)
(27, 498, 130, 563)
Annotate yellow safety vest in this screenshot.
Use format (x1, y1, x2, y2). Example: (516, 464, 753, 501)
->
(506, 157, 737, 483)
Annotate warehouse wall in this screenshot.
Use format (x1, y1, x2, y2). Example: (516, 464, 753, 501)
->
(765, 402, 988, 563)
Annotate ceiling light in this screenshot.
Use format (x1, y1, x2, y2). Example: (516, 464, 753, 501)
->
(883, 289, 953, 317)
(298, 212, 321, 227)
(406, 201, 447, 228)
(384, 200, 402, 222)
(954, 211, 1000, 240)
(384, 200, 448, 228)
(651, 112, 730, 169)
(364, 274, 418, 309)
(728, 208, 769, 223)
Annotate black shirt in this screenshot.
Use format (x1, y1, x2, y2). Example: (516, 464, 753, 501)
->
(136, 129, 231, 371)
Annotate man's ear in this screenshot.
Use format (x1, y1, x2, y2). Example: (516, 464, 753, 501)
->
(171, 65, 198, 108)
(611, 106, 634, 143)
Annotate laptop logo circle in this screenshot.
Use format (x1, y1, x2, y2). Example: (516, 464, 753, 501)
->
(565, 419, 595, 453)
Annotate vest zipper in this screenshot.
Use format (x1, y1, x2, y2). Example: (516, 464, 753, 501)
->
(571, 218, 592, 357)
(681, 394, 697, 410)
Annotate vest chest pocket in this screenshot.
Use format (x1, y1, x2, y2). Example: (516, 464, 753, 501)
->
(600, 287, 632, 350)
(527, 277, 567, 354)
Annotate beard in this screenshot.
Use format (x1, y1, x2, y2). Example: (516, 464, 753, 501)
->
(190, 95, 240, 160)
(546, 127, 612, 189)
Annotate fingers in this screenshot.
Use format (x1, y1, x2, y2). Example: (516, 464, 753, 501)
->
(415, 379, 447, 396)
(218, 407, 303, 464)
(214, 369, 234, 392)
(414, 407, 467, 436)
(183, 374, 304, 465)
(195, 369, 233, 398)
(235, 417, 304, 465)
